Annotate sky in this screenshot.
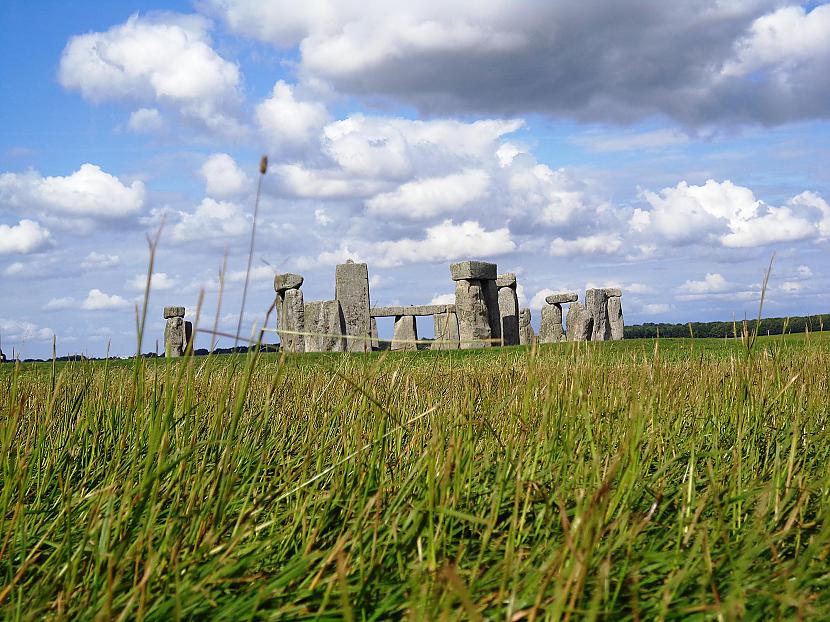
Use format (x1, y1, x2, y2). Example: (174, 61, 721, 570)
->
(1, 0, 829, 358)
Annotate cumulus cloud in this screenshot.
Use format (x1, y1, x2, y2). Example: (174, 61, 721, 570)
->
(59, 13, 243, 135)
(43, 297, 75, 311)
(429, 293, 455, 305)
(549, 234, 622, 257)
(366, 169, 490, 219)
(81, 252, 120, 269)
(642, 303, 672, 315)
(0, 164, 145, 225)
(205, 0, 830, 126)
(0, 318, 54, 343)
(200, 153, 249, 198)
(0, 219, 52, 254)
(127, 108, 164, 133)
(675, 272, 758, 302)
(81, 288, 130, 310)
(680, 273, 730, 294)
(170, 198, 250, 243)
(128, 272, 175, 291)
(256, 81, 329, 148)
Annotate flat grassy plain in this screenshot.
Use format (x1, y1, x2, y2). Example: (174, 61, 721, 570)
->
(2, 333, 829, 620)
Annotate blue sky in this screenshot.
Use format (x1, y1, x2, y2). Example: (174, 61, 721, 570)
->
(1, 0, 829, 358)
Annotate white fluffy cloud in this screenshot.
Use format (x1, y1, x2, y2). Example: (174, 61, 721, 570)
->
(0, 164, 145, 222)
(549, 234, 622, 257)
(127, 108, 164, 133)
(366, 169, 490, 219)
(59, 14, 242, 134)
(0, 318, 54, 344)
(43, 297, 75, 311)
(680, 273, 730, 294)
(256, 81, 329, 147)
(128, 272, 175, 291)
(81, 252, 120, 269)
(0, 219, 52, 254)
(200, 153, 249, 198)
(81, 289, 130, 310)
(170, 198, 250, 242)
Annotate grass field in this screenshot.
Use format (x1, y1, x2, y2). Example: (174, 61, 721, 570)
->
(2, 332, 829, 620)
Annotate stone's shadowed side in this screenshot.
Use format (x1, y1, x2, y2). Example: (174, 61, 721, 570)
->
(497, 279, 520, 346)
(370, 317, 379, 350)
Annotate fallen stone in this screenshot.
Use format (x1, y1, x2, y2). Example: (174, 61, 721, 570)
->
(518, 308, 535, 345)
(303, 300, 346, 353)
(585, 289, 611, 341)
(498, 284, 520, 346)
(545, 292, 578, 305)
(540, 303, 565, 343)
(370, 304, 456, 317)
(608, 296, 625, 340)
(566, 301, 593, 342)
(454, 279, 492, 348)
(274, 273, 304, 293)
(163, 306, 185, 319)
(450, 261, 497, 281)
(391, 315, 418, 351)
(432, 312, 460, 350)
(278, 288, 305, 353)
(335, 261, 371, 352)
(370, 317, 379, 350)
(164, 316, 186, 357)
(495, 272, 517, 288)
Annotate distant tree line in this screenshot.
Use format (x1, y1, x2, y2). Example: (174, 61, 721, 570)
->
(625, 314, 830, 339)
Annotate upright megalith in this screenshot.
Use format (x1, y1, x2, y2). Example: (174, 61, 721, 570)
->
(451, 261, 498, 349)
(392, 315, 418, 351)
(335, 260, 371, 352)
(540, 304, 565, 343)
(607, 293, 624, 340)
(432, 311, 460, 350)
(566, 302, 592, 342)
(370, 317, 379, 350)
(518, 308, 535, 345)
(275, 273, 305, 353)
(496, 273, 520, 346)
(585, 289, 611, 341)
(163, 306, 190, 357)
(304, 300, 347, 353)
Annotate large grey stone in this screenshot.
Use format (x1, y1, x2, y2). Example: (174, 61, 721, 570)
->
(278, 288, 305, 353)
(370, 317, 379, 350)
(545, 292, 578, 305)
(303, 300, 347, 353)
(518, 308, 535, 345)
(585, 289, 611, 341)
(391, 315, 418, 351)
(608, 296, 624, 341)
(335, 260, 371, 352)
(274, 273, 303, 293)
(432, 312, 460, 350)
(370, 304, 456, 317)
(454, 279, 492, 349)
(450, 261, 497, 281)
(164, 316, 186, 357)
(483, 279, 502, 344)
(540, 304, 565, 344)
(566, 302, 593, 342)
(163, 306, 185, 319)
(185, 321, 193, 352)
(498, 285, 520, 346)
(604, 288, 622, 298)
(495, 272, 517, 288)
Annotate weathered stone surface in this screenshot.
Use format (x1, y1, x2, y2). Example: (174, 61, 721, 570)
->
(450, 261, 497, 281)
(604, 288, 622, 298)
(608, 296, 625, 341)
(483, 279, 502, 344)
(454, 279, 492, 348)
(185, 321, 193, 353)
(518, 308, 535, 345)
(495, 272, 517, 288)
(303, 300, 346, 353)
(163, 306, 185, 319)
(545, 292, 578, 304)
(274, 273, 304, 293)
(370, 317, 379, 350)
(370, 304, 456, 317)
(278, 288, 305, 352)
(164, 316, 185, 357)
(540, 304, 565, 343)
(335, 260, 371, 352)
(585, 289, 611, 341)
(432, 312, 460, 350)
(566, 301, 593, 342)
(0, 349, 6, 363)
(498, 285, 520, 346)
(391, 315, 418, 351)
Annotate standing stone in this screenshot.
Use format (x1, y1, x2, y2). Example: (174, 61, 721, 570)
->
(518, 309, 535, 345)
(278, 288, 305, 353)
(483, 280, 502, 345)
(540, 304, 565, 344)
(566, 302, 593, 342)
(496, 274, 520, 346)
(370, 317, 379, 350)
(454, 279, 492, 349)
(391, 315, 418, 351)
(335, 260, 371, 353)
(304, 300, 347, 353)
(274, 273, 304, 293)
(585, 289, 610, 341)
(163, 306, 187, 357)
(608, 295, 624, 341)
(432, 312, 460, 350)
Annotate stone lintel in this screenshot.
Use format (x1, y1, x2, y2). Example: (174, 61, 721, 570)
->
(450, 261, 497, 281)
(274, 273, 303, 292)
(495, 273, 517, 288)
(545, 292, 578, 305)
(370, 304, 456, 317)
(604, 288, 622, 297)
(163, 306, 186, 319)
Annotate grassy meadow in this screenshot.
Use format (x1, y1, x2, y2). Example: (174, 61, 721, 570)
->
(1, 332, 829, 620)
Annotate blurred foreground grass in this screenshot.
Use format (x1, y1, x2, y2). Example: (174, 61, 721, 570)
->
(2, 333, 829, 620)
